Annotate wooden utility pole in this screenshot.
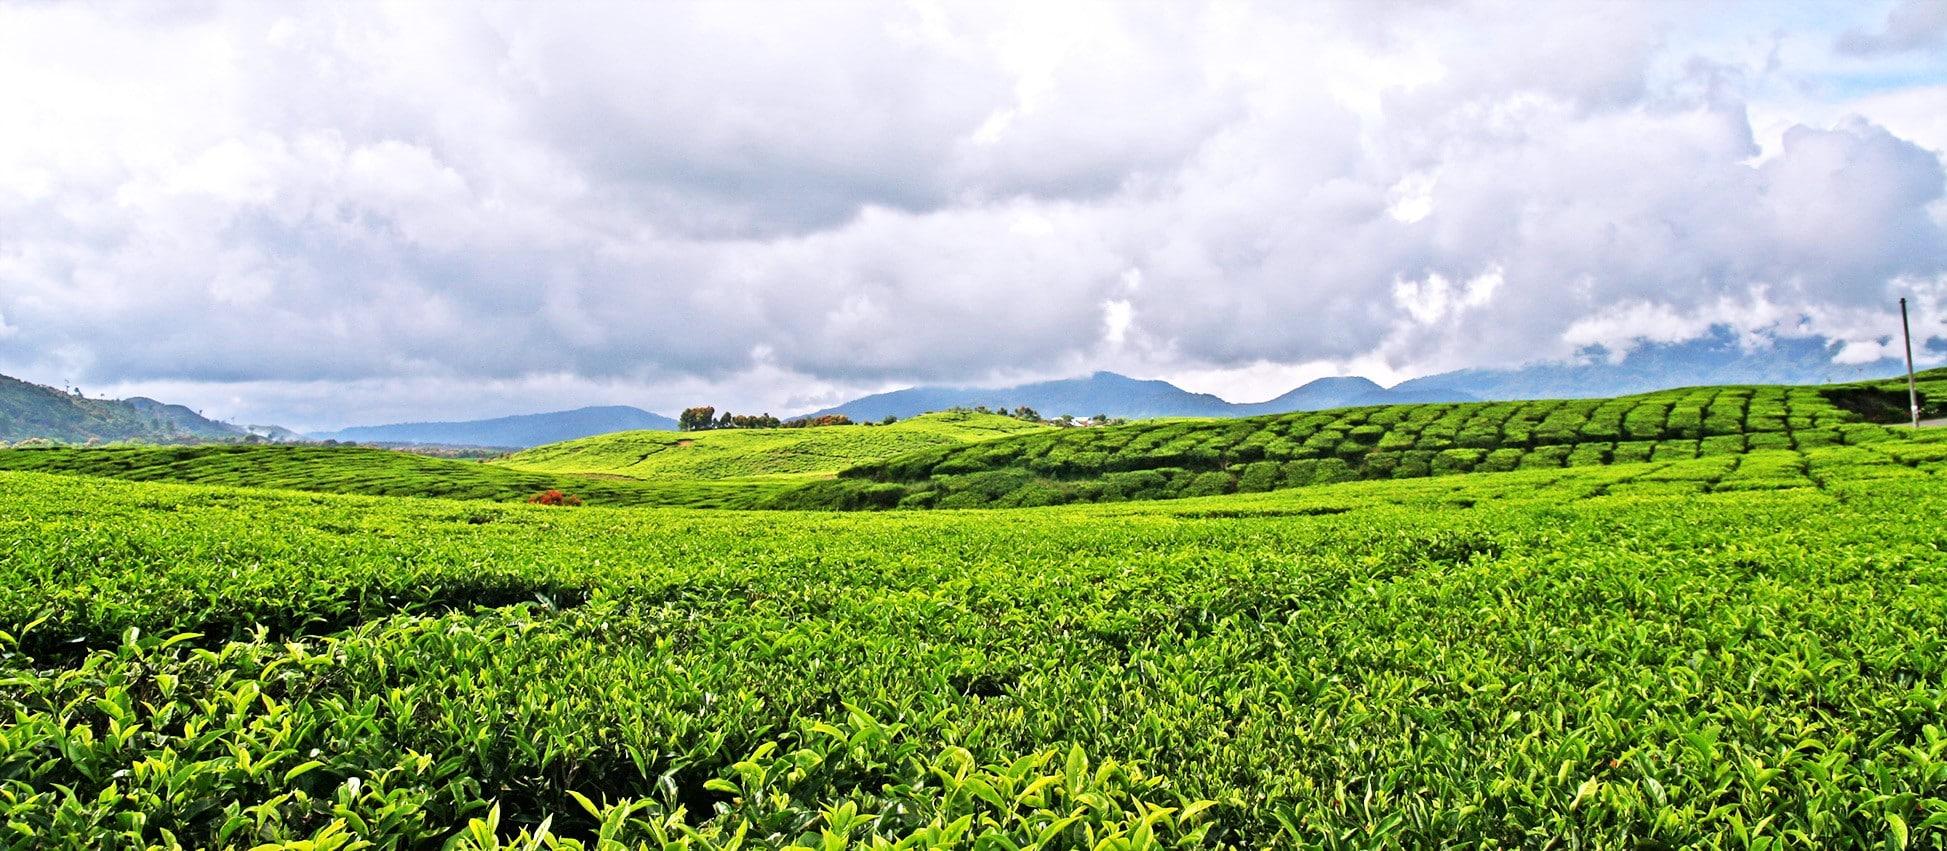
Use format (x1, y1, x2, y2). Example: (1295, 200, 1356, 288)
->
(1901, 297, 1919, 428)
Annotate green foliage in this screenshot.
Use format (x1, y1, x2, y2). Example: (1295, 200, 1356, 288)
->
(1476, 447, 1526, 473)
(0, 373, 244, 443)
(1432, 448, 1483, 475)
(678, 406, 717, 432)
(792, 381, 1914, 510)
(3, 438, 1947, 846)
(1234, 461, 1282, 493)
(501, 411, 1048, 481)
(0, 413, 1054, 513)
(782, 414, 853, 428)
(0, 443, 792, 510)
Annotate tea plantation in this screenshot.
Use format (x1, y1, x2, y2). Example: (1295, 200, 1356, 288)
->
(785, 372, 1947, 509)
(3, 428, 1947, 847)
(4, 376, 1938, 515)
(0, 411, 1051, 511)
(3, 375, 1947, 848)
(0, 443, 791, 510)
(496, 411, 1048, 481)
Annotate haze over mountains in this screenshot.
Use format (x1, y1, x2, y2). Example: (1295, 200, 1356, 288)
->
(6, 1, 1947, 470)
(0, 374, 261, 444)
(309, 406, 678, 448)
(1391, 330, 1919, 401)
(805, 372, 1472, 422)
(0, 331, 1930, 446)
(811, 332, 1921, 422)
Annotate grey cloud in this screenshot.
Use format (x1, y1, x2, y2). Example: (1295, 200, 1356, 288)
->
(1, 0, 1945, 426)
(490, 2, 1243, 238)
(1838, 0, 1947, 56)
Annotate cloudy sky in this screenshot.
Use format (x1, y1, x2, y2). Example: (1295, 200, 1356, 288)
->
(3, 0, 1946, 429)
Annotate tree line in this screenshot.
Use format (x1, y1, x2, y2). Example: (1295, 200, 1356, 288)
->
(948, 405, 1126, 427)
(675, 403, 1126, 433)
(678, 406, 858, 431)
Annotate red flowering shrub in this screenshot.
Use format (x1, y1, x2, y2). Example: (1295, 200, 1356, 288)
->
(527, 489, 582, 506)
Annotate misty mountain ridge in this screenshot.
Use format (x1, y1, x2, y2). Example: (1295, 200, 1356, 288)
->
(807, 371, 1472, 422)
(811, 330, 1924, 422)
(1396, 330, 1919, 400)
(0, 375, 262, 443)
(1229, 376, 1477, 414)
(806, 371, 1238, 421)
(311, 405, 678, 448)
(3, 329, 1928, 448)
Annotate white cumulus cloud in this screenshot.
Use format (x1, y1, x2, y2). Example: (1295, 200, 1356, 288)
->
(0, 0, 1943, 427)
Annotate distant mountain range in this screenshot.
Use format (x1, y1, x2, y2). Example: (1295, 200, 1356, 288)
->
(4, 328, 1929, 448)
(0, 372, 678, 447)
(809, 330, 1924, 422)
(1392, 330, 1915, 400)
(802, 372, 1473, 421)
(310, 405, 677, 448)
(807, 372, 1238, 421)
(0, 374, 260, 443)
(1230, 376, 1476, 414)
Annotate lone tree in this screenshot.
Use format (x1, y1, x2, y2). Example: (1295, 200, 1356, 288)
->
(678, 406, 716, 431)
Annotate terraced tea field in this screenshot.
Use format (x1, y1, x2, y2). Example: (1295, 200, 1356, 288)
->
(496, 410, 1047, 480)
(0, 443, 792, 509)
(4, 378, 1935, 515)
(5, 425, 1947, 848)
(4, 375, 1947, 848)
(0, 412, 1051, 511)
(789, 375, 1946, 508)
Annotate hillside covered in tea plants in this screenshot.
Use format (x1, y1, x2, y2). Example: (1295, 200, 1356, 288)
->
(0, 372, 255, 444)
(0, 443, 791, 509)
(776, 372, 1946, 509)
(1, 375, 1939, 517)
(2, 429, 1946, 847)
(496, 410, 1048, 480)
(0, 412, 1048, 510)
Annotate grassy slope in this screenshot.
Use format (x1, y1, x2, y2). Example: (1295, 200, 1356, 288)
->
(0, 410, 1048, 509)
(1863, 366, 1947, 420)
(494, 410, 1049, 480)
(0, 443, 792, 509)
(3, 438, 1946, 846)
(780, 373, 1947, 509)
(2, 378, 1937, 513)
(0, 374, 237, 443)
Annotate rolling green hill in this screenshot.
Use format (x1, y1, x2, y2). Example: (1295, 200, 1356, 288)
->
(5, 376, 1938, 514)
(0, 411, 1048, 509)
(494, 409, 1050, 480)
(774, 371, 1946, 509)
(312, 404, 678, 447)
(0, 373, 248, 443)
(2, 371, 1945, 847)
(0, 443, 790, 509)
(3, 434, 1946, 846)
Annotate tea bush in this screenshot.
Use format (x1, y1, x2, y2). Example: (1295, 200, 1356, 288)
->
(3, 434, 1947, 846)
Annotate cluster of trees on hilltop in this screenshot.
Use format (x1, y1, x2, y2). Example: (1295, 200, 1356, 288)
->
(675, 402, 1146, 433)
(678, 407, 773, 430)
(4, 433, 289, 449)
(785, 414, 859, 428)
(948, 405, 1126, 427)
(678, 406, 859, 431)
